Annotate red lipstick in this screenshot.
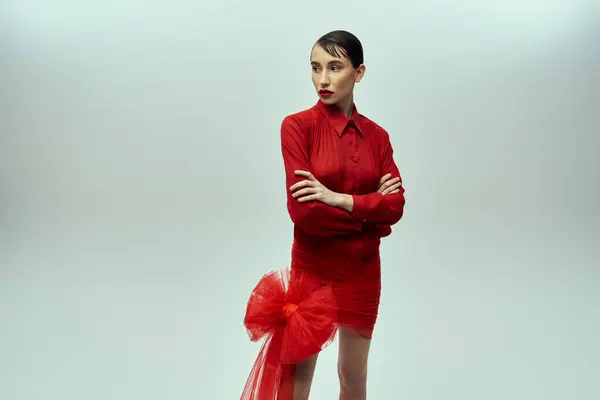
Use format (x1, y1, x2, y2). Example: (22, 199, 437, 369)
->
(319, 89, 333, 98)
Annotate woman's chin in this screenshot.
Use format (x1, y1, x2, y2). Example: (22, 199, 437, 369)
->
(318, 95, 336, 104)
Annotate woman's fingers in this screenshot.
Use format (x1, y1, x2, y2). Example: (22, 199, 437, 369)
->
(378, 177, 400, 193)
(297, 193, 321, 202)
(387, 181, 402, 193)
(382, 181, 402, 195)
(290, 179, 315, 192)
(376, 174, 392, 192)
(294, 170, 315, 180)
(292, 187, 317, 198)
(378, 173, 392, 185)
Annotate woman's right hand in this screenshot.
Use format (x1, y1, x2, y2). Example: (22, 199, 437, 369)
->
(377, 173, 402, 195)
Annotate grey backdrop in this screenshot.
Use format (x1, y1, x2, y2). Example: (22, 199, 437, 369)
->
(2, 1, 599, 399)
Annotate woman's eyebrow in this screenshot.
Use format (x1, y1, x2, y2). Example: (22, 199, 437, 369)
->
(311, 60, 344, 66)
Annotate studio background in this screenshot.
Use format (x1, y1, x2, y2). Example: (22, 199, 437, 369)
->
(1, 1, 599, 399)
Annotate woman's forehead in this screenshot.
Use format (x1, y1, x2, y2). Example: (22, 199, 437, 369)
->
(311, 44, 348, 64)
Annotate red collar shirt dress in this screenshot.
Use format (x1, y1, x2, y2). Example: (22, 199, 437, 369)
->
(280, 100, 406, 339)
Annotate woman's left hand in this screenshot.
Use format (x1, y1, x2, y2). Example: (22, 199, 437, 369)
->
(290, 170, 340, 207)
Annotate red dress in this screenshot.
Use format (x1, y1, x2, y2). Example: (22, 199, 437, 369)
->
(240, 100, 406, 399)
(281, 100, 406, 339)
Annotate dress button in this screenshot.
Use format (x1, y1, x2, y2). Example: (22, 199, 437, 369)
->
(351, 156, 358, 163)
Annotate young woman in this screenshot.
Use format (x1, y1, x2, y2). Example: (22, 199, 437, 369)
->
(281, 30, 406, 399)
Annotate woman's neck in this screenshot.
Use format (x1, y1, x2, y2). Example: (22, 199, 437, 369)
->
(335, 93, 355, 118)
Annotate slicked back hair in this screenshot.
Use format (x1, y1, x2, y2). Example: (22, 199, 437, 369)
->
(314, 30, 364, 69)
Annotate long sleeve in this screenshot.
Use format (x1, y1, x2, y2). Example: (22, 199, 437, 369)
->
(351, 130, 406, 226)
(281, 115, 364, 236)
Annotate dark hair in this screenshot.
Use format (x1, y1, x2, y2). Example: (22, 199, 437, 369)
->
(315, 30, 364, 68)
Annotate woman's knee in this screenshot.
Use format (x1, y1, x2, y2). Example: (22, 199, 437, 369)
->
(337, 361, 368, 391)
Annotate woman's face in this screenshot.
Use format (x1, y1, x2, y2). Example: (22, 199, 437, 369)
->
(310, 44, 365, 105)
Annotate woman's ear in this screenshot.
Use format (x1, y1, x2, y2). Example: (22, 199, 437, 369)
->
(355, 64, 366, 83)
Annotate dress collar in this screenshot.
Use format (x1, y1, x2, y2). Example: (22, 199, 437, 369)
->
(314, 100, 363, 137)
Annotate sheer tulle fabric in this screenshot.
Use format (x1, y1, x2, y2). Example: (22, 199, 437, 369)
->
(241, 268, 338, 399)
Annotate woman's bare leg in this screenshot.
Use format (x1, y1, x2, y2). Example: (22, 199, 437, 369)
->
(293, 353, 319, 400)
(337, 327, 371, 400)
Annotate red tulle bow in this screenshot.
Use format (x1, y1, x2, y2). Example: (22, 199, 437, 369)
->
(241, 268, 338, 399)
